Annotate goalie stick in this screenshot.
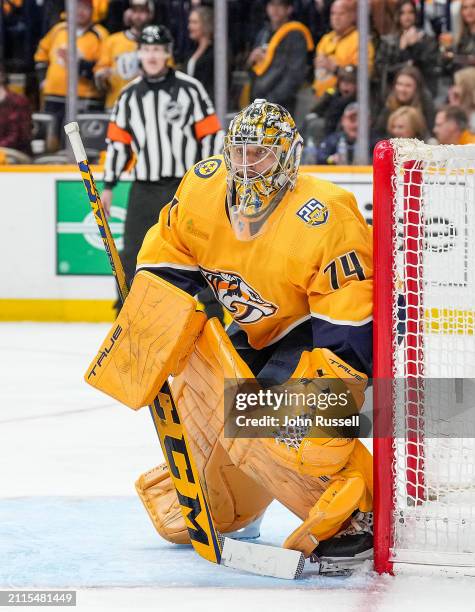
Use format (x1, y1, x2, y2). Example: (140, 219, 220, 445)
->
(64, 121, 305, 580)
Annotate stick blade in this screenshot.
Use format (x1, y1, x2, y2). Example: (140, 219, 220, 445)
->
(221, 538, 305, 580)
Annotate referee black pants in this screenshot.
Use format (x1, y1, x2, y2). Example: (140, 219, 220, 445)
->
(121, 178, 181, 287)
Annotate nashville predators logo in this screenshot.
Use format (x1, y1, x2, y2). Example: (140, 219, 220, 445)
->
(194, 158, 222, 179)
(200, 268, 278, 324)
(296, 198, 329, 227)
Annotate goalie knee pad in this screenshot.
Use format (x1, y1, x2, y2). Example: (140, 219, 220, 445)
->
(136, 463, 191, 545)
(136, 455, 272, 544)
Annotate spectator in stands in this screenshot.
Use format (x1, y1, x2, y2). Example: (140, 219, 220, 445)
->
(41, 0, 66, 36)
(296, 0, 334, 46)
(447, 66, 475, 131)
(95, 0, 153, 111)
(443, 0, 475, 73)
(386, 105, 427, 139)
(374, 0, 439, 99)
(35, 0, 108, 140)
(247, 0, 314, 114)
(370, 0, 399, 37)
(313, 0, 374, 98)
(0, 64, 31, 154)
(421, 0, 460, 38)
(184, 5, 215, 100)
(315, 101, 358, 164)
(92, 0, 110, 24)
(2, 0, 43, 73)
(103, 0, 130, 34)
(42, 0, 110, 34)
(312, 63, 356, 136)
(433, 104, 475, 143)
(373, 65, 435, 137)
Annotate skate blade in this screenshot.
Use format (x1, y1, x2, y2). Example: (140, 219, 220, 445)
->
(317, 548, 373, 576)
(225, 515, 263, 540)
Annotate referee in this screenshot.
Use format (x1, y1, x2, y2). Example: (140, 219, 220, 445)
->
(102, 24, 224, 290)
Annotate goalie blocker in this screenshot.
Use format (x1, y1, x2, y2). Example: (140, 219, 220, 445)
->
(86, 271, 373, 566)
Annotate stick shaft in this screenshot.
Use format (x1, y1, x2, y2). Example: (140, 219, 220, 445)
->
(78, 159, 129, 302)
(65, 122, 128, 301)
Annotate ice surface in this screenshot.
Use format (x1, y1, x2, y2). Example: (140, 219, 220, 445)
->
(2, 323, 475, 611)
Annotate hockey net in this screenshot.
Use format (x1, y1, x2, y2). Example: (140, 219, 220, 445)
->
(373, 139, 475, 575)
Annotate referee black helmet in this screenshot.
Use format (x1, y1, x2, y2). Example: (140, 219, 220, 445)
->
(139, 25, 173, 47)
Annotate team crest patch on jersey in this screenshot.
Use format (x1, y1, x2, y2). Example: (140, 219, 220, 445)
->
(200, 267, 278, 324)
(296, 198, 329, 227)
(194, 158, 222, 178)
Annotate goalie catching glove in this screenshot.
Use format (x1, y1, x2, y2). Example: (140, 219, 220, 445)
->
(262, 347, 367, 477)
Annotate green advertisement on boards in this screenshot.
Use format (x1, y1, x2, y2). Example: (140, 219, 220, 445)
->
(56, 180, 131, 275)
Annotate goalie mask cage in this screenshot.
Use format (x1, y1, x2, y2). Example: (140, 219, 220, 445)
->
(373, 139, 475, 576)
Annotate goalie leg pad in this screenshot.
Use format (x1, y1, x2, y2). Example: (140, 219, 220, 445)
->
(85, 271, 206, 409)
(172, 319, 273, 531)
(135, 452, 272, 542)
(203, 440, 273, 533)
(137, 322, 372, 546)
(136, 319, 273, 543)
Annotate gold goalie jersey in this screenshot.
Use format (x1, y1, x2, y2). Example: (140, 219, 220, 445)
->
(137, 156, 373, 375)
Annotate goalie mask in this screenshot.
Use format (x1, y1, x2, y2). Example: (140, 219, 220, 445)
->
(224, 99, 303, 241)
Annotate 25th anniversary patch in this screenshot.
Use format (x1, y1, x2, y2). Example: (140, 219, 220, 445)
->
(296, 198, 329, 227)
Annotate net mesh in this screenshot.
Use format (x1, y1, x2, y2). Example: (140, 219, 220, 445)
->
(390, 140, 475, 566)
(273, 416, 312, 451)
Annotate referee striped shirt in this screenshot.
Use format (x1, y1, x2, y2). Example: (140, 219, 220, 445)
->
(104, 68, 224, 187)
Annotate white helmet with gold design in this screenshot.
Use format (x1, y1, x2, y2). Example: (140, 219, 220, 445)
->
(224, 99, 303, 241)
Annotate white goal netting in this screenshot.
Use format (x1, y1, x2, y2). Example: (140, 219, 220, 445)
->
(389, 140, 475, 568)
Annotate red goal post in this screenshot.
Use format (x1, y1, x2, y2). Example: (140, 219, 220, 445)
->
(373, 139, 475, 576)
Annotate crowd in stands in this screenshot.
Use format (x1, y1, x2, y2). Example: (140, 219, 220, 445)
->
(0, 0, 475, 163)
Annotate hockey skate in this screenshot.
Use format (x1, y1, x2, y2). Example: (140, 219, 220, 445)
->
(312, 511, 373, 576)
(225, 514, 264, 540)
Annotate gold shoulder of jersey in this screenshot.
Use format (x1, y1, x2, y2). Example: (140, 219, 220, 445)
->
(107, 31, 124, 41)
(50, 21, 67, 34)
(296, 173, 353, 203)
(289, 174, 354, 230)
(180, 156, 226, 219)
(93, 24, 109, 39)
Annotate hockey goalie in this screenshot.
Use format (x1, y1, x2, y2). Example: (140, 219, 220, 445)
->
(86, 99, 373, 573)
